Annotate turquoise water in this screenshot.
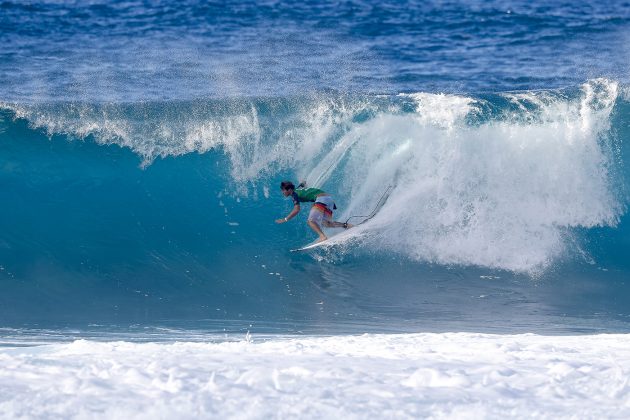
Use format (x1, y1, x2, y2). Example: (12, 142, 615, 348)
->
(1, 1, 629, 336)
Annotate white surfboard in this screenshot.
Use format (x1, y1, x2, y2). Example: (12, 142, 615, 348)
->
(289, 240, 327, 253)
(289, 227, 356, 252)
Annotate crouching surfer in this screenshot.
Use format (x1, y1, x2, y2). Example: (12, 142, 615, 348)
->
(275, 181, 351, 243)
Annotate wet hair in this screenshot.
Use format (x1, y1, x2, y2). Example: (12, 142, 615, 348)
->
(280, 181, 295, 191)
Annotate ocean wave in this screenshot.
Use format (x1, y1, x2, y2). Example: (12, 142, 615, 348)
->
(2, 79, 626, 274)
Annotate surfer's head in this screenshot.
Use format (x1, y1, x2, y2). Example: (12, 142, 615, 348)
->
(280, 181, 295, 196)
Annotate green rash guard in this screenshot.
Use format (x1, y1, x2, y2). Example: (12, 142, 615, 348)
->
(291, 188, 325, 204)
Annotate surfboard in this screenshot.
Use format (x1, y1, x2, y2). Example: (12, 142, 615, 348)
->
(289, 227, 355, 252)
(289, 240, 328, 253)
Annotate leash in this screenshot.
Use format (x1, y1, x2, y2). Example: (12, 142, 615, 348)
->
(344, 185, 393, 225)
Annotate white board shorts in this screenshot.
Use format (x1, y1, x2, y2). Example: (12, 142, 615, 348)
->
(307, 195, 334, 225)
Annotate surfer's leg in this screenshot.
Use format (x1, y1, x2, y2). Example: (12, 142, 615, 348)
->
(307, 220, 327, 242)
(323, 220, 353, 229)
(307, 207, 328, 242)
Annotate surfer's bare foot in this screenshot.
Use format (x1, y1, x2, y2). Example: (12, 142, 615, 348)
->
(315, 235, 327, 243)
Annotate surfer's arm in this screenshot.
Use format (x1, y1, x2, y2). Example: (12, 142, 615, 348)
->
(275, 203, 300, 224)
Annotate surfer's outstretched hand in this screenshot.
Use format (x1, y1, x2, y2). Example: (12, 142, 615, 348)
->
(275, 218, 287, 224)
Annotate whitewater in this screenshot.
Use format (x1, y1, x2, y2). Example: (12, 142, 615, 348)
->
(1, 333, 629, 418)
(2, 0, 630, 418)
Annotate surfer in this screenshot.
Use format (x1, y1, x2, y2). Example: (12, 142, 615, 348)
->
(276, 181, 351, 242)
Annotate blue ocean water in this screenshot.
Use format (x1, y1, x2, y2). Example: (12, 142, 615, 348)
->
(1, 0, 630, 338)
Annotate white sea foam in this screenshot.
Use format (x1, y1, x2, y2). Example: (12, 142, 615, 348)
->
(0, 333, 628, 419)
(310, 79, 622, 273)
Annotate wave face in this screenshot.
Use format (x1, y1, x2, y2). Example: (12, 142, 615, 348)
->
(1, 79, 629, 331)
